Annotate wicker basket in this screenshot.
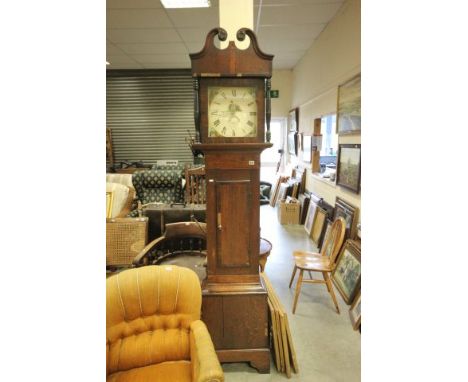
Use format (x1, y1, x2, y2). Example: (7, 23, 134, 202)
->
(106, 217, 148, 266)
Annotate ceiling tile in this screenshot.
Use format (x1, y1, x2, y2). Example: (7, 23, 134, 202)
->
(259, 39, 311, 53)
(106, 42, 125, 55)
(107, 55, 141, 64)
(107, 28, 182, 43)
(107, 9, 172, 29)
(131, 53, 190, 64)
(259, 2, 342, 25)
(141, 62, 191, 69)
(106, 0, 164, 8)
(166, 7, 219, 28)
(185, 41, 206, 53)
(256, 0, 343, 5)
(257, 23, 326, 42)
(178, 27, 212, 43)
(117, 42, 188, 54)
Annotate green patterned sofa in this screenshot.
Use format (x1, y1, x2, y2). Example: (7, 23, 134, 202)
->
(132, 166, 185, 207)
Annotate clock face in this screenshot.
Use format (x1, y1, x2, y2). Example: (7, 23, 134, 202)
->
(208, 86, 257, 138)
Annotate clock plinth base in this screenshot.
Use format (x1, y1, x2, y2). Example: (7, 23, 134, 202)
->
(201, 281, 270, 373)
(216, 349, 270, 374)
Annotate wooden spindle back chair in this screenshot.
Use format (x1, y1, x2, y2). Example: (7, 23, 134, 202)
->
(185, 165, 206, 204)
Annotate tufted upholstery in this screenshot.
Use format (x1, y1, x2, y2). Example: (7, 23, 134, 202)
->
(106, 265, 223, 382)
(132, 168, 185, 206)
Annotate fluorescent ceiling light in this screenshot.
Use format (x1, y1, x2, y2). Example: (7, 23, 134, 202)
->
(160, 0, 210, 9)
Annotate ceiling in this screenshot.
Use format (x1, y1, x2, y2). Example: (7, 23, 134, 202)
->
(106, 0, 345, 70)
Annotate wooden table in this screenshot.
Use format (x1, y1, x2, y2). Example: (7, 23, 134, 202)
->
(259, 238, 272, 272)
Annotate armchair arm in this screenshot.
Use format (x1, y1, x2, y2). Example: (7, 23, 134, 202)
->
(132, 236, 166, 267)
(190, 320, 224, 382)
(116, 188, 135, 218)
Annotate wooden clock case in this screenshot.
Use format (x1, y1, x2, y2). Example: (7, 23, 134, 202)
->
(190, 28, 273, 373)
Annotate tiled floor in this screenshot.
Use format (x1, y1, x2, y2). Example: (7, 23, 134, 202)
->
(222, 204, 361, 381)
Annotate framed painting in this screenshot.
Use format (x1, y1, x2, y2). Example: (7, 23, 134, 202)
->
(333, 197, 358, 241)
(336, 144, 361, 193)
(298, 193, 311, 225)
(275, 183, 289, 206)
(337, 73, 361, 135)
(288, 107, 299, 132)
(332, 240, 361, 304)
(318, 218, 332, 252)
(311, 207, 327, 245)
(106, 191, 114, 218)
(304, 200, 318, 235)
(288, 131, 298, 156)
(349, 291, 361, 331)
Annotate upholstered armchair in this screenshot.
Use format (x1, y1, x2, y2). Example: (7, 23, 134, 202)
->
(106, 182, 135, 218)
(106, 265, 224, 382)
(132, 167, 185, 206)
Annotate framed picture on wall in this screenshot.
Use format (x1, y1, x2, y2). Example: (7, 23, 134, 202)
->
(337, 73, 361, 135)
(288, 107, 299, 132)
(336, 144, 361, 193)
(288, 131, 298, 156)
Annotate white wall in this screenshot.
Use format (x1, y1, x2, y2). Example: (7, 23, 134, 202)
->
(271, 69, 293, 118)
(291, 0, 361, 212)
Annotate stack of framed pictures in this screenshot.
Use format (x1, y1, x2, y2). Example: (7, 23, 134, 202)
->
(333, 197, 359, 241)
(298, 194, 310, 225)
(349, 291, 361, 331)
(332, 239, 361, 306)
(310, 207, 327, 245)
(303, 199, 318, 235)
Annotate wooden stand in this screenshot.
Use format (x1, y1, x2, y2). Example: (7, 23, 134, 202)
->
(196, 143, 271, 373)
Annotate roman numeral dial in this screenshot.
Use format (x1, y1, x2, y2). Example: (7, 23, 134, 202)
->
(208, 86, 257, 137)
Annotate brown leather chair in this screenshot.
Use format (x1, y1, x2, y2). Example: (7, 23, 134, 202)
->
(106, 265, 224, 382)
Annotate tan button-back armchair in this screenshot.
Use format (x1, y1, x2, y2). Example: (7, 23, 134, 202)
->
(106, 265, 224, 382)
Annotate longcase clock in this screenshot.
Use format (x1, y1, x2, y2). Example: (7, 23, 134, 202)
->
(190, 27, 273, 373)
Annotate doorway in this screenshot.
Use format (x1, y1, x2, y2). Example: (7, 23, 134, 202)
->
(261, 118, 286, 184)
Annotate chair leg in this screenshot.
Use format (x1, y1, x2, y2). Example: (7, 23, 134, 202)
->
(308, 270, 314, 279)
(292, 269, 304, 314)
(324, 272, 340, 314)
(322, 272, 330, 292)
(289, 265, 297, 288)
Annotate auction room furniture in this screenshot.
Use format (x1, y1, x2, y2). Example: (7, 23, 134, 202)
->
(106, 217, 148, 268)
(106, 265, 224, 382)
(133, 222, 207, 281)
(132, 167, 185, 205)
(185, 165, 207, 204)
(289, 217, 346, 314)
(190, 27, 273, 373)
(259, 238, 272, 272)
(141, 203, 206, 241)
(106, 173, 135, 193)
(106, 182, 135, 218)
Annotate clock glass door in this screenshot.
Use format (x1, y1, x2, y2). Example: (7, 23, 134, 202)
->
(208, 86, 257, 138)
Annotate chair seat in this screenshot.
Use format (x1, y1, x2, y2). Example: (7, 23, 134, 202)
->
(107, 360, 192, 382)
(293, 249, 322, 260)
(295, 257, 333, 272)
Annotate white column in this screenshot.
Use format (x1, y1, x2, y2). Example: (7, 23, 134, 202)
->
(219, 0, 253, 49)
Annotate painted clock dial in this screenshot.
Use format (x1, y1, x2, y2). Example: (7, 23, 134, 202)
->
(208, 86, 257, 137)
